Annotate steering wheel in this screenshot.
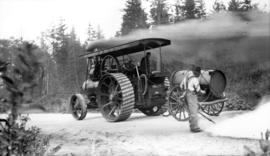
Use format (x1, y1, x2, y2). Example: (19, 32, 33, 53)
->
(101, 55, 120, 73)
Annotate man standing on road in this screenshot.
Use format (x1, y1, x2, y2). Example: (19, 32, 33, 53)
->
(180, 66, 205, 133)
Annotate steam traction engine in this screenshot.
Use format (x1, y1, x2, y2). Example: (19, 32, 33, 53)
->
(70, 38, 171, 122)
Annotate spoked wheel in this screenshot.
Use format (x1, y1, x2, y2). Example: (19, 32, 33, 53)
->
(101, 55, 120, 73)
(98, 73, 135, 122)
(168, 86, 189, 121)
(200, 102, 224, 116)
(139, 105, 164, 116)
(70, 94, 87, 120)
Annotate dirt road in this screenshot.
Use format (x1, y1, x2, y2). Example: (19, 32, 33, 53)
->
(28, 111, 260, 156)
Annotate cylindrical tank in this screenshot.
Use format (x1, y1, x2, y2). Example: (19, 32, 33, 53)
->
(171, 70, 194, 85)
(170, 69, 226, 97)
(200, 70, 226, 97)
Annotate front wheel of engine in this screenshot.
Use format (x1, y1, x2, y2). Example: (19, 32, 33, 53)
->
(70, 94, 87, 120)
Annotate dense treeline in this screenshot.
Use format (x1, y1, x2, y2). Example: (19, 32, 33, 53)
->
(0, 0, 268, 111)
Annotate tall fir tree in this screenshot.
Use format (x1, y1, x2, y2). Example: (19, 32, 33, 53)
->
(70, 27, 77, 41)
(196, 0, 206, 19)
(239, 0, 253, 11)
(176, 0, 206, 20)
(213, 0, 226, 12)
(228, 0, 240, 11)
(46, 19, 85, 92)
(47, 19, 69, 79)
(86, 23, 97, 44)
(120, 0, 148, 36)
(85, 24, 105, 46)
(150, 0, 170, 25)
(66, 28, 83, 92)
(228, 0, 254, 21)
(173, 0, 185, 23)
(183, 0, 197, 19)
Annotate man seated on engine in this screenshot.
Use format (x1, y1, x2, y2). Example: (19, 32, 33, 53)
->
(140, 52, 151, 75)
(123, 57, 135, 70)
(180, 65, 205, 133)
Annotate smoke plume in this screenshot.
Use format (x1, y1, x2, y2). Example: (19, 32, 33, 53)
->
(88, 11, 270, 66)
(206, 96, 270, 139)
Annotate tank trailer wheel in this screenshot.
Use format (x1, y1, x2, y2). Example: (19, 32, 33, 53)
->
(70, 94, 87, 120)
(139, 105, 164, 116)
(98, 73, 135, 122)
(200, 102, 224, 116)
(168, 86, 189, 121)
(200, 92, 225, 116)
(101, 55, 120, 73)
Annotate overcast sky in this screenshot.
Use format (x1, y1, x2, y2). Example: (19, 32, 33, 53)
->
(0, 0, 269, 42)
(0, 0, 126, 41)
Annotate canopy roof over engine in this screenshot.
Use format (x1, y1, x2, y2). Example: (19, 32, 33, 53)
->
(82, 38, 171, 58)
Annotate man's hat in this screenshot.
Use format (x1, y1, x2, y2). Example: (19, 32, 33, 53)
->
(191, 65, 201, 76)
(191, 65, 201, 72)
(194, 66, 201, 73)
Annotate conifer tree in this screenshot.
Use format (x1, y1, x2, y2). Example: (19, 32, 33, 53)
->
(183, 0, 196, 19)
(228, 0, 240, 11)
(48, 19, 69, 79)
(149, 0, 170, 25)
(228, 0, 254, 21)
(173, 0, 185, 23)
(239, 0, 253, 11)
(197, 0, 206, 18)
(120, 0, 148, 35)
(213, 0, 226, 12)
(178, 0, 207, 20)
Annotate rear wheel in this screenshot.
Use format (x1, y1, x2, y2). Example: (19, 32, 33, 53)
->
(168, 86, 189, 121)
(70, 94, 87, 120)
(200, 102, 224, 116)
(98, 73, 135, 122)
(199, 92, 225, 116)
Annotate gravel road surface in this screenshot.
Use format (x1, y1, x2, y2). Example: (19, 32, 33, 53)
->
(26, 111, 261, 156)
